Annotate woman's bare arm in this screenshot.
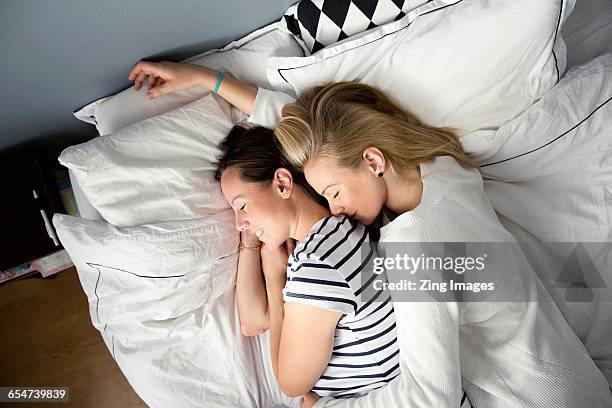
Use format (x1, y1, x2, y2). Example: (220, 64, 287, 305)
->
(236, 230, 269, 336)
(128, 60, 258, 114)
(207, 70, 257, 116)
(262, 241, 343, 398)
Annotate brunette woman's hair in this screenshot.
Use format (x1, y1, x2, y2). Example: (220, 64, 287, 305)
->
(214, 124, 325, 206)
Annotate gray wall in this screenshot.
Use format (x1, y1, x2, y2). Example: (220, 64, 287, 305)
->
(0, 0, 293, 155)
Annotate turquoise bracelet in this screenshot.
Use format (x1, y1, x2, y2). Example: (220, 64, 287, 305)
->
(213, 71, 223, 94)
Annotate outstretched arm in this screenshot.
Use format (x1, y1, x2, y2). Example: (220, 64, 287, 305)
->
(128, 60, 258, 115)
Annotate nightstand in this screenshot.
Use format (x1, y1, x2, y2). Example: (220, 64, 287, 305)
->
(0, 149, 73, 284)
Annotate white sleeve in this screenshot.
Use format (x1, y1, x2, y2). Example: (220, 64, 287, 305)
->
(313, 301, 464, 408)
(247, 88, 296, 129)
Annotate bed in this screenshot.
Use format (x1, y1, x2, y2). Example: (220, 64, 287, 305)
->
(53, 0, 612, 407)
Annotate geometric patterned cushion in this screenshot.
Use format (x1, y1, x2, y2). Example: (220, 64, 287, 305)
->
(280, 0, 417, 54)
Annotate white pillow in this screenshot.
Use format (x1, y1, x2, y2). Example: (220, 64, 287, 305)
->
(265, 0, 575, 136)
(60, 94, 233, 227)
(478, 52, 612, 242)
(52, 212, 239, 345)
(74, 21, 303, 136)
(51, 213, 289, 407)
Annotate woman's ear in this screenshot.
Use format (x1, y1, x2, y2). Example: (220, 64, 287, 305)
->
(362, 147, 386, 177)
(274, 168, 294, 198)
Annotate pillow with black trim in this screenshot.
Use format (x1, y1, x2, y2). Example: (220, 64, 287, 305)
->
(268, 0, 574, 138)
(281, 0, 428, 54)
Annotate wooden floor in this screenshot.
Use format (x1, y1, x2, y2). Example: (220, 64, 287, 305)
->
(0, 267, 148, 407)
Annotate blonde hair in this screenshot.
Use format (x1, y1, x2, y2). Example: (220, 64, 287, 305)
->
(275, 82, 475, 176)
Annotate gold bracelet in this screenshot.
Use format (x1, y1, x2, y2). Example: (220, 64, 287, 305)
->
(238, 242, 261, 252)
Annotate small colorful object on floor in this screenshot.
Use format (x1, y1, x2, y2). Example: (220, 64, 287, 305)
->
(0, 250, 73, 284)
(0, 261, 34, 284)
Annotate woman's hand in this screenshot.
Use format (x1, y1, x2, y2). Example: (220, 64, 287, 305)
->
(241, 229, 261, 248)
(300, 392, 321, 408)
(129, 60, 258, 114)
(261, 239, 296, 281)
(128, 60, 215, 99)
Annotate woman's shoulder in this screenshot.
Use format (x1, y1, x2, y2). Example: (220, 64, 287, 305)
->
(247, 88, 296, 129)
(384, 156, 510, 242)
(301, 215, 367, 249)
(291, 215, 369, 276)
(421, 156, 483, 192)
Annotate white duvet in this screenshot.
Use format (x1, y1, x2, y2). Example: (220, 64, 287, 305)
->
(477, 52, 612, 384)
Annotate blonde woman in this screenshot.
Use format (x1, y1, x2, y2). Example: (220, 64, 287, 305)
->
(272, 82, 612, 408)
(128, 62, 612, 408)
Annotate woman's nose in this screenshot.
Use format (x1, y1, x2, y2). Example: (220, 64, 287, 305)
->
(235, 215, 249, 232)
(330, 203, 344, 216)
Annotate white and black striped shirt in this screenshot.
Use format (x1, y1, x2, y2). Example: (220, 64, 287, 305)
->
(282, 215, 400, 398)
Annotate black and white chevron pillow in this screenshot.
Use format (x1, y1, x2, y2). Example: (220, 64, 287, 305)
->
(281, 0, 416, 54)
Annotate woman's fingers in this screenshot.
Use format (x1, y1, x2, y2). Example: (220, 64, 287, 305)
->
(147, 76, 159, 90)
(129, 60, 198, 99)
(147, 81, 173, 99)
(241, 229, 261, 247)
(285, 239, 296, 255)
(129, 61, 170, 90)
(127, 61, 144, 81)
(149, 76, 167, 91)
(129, 61, 156, 79)
(134, 71, 147, 91)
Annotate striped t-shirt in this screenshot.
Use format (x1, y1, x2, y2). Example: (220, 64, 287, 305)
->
(282, 215, 400, 398)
